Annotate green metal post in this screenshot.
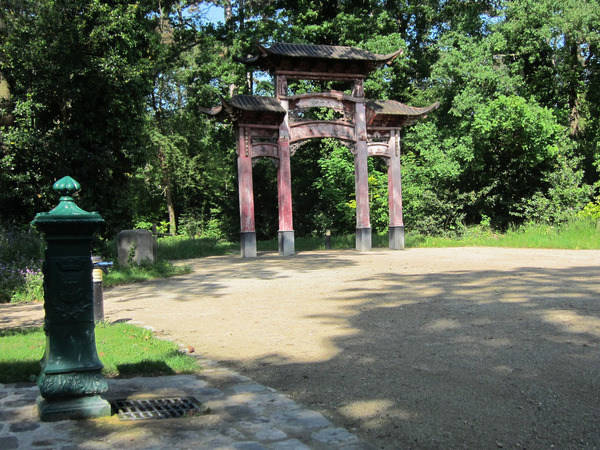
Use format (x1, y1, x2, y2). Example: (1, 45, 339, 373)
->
(31, 176, 111, 421)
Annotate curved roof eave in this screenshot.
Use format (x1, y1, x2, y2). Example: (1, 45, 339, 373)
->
(367, 100, 440, 117)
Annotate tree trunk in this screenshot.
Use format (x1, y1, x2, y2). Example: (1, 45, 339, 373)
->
(165, 180, 176, 235)
(567, 40, 582, 136)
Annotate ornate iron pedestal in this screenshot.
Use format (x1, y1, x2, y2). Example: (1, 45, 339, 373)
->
(32, 176, 110, 421)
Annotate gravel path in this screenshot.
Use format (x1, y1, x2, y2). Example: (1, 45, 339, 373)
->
(3, 247, 600, 449)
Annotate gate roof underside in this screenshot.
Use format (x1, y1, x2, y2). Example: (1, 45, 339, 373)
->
(202, 95, 439, 129)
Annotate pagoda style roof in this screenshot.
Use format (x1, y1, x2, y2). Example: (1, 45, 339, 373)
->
(239, 43, 403, 79)
(199, 95, 285, 124)
(366, 100, 439, 116)
(200, 95, 437, 128)
(229, 95, 285, 113)
(200, 95, 285, 115)
(250, 43, 402, 63)
(366, 100, 439, 127)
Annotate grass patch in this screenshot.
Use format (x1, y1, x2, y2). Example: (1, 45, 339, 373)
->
(256, 233, 390, 252)
(107, 219, 599, 267)
(104, 260, 191, 288)
(409, 218, 600, 249)
(157, 236, 238, 260)
(252, 219, 599, 252)
(0, 323, 200, 384)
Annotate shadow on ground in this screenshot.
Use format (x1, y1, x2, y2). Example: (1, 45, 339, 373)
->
(226, 264, 600, 449)
(107, 251, 360, 304)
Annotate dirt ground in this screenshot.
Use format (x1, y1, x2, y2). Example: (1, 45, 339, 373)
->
(3, 247, 600, 449)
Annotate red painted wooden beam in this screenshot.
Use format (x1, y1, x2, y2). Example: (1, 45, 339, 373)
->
(237, 127, 256, 233)
(388, 130, 404, 228)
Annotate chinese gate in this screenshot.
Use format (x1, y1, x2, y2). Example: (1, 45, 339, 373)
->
(202, 43, 438, 257)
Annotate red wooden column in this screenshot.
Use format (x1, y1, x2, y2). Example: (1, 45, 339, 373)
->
(276, 75, 295, 256)
(388, 129, 404, 249)
(353, 79, 371, 251)
(237, 126, 257, 257)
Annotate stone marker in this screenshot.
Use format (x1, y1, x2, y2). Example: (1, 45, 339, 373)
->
(117, 229, 157, 267)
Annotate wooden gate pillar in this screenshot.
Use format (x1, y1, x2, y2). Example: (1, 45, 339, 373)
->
(276, 75, 295, 256)
(388, 130, 404, 249)
(353, 79, 371, 251)
(237, 126, 257, 257)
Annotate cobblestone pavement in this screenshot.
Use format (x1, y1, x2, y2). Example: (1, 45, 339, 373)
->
(0, 358, 369, 449)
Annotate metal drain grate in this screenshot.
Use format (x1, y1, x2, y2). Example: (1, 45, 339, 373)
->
(111, 397, 205, 420)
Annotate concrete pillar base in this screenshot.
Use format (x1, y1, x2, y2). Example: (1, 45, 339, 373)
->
(278, 231, 295, 256)
(355, 227, 372, 252)
(240, 232, 257, 258)
(389, 226, 405, 250)
(37, 395, 111, 422)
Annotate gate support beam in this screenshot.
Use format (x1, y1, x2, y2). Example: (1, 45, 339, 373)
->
(277, 77, 295, 256)
(237, 127, 257, 257)
(388, 130, 404, 249)
(354, 80, 371, 251)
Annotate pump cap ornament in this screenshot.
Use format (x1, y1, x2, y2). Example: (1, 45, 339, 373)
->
(32, 176, 104, 224)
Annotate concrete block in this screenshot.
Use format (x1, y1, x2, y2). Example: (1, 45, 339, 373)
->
(117, 230, 157, 267)
(389, 226, 405, 249)
(241, 232, 257, 258)
(355, 227, 372, 251)
(278, 231, 295, 256)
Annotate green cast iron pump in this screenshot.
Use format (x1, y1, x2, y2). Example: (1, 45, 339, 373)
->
(31, 176, 111, 420)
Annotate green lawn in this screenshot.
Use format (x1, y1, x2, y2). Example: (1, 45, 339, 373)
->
(251, 219, 600, 253)
(407, 219, 600, 250)
(103, 260, 191, 287)
(0, 323, 200, 384)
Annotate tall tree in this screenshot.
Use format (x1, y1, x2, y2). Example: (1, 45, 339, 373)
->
(0, 0, 167, 232)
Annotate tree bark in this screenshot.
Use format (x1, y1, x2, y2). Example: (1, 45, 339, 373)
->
(165, 178, 177, 235)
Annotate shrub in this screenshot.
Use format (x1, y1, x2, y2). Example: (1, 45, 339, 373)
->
(10, 268, 44, 303)
(579, 196, 600, 221)
(0, 226, 43, 303)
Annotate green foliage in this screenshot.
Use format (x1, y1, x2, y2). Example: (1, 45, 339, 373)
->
(0, 0, 164, 234)
(2, 0, 600, 239)
(311, 140, 356, 234)
(0, 226, 43, 303)
(579, 196, 600, 221)
(10, 269, 43, 303)
(401, 121, 466, 234)
(157, 235, 237, 260)
(466, 95, 574, 227)
(133, 219, 169, 235)
(514, 155, 592, 224)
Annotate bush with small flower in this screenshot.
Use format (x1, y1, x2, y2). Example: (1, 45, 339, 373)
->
(0, 227, 44, 303)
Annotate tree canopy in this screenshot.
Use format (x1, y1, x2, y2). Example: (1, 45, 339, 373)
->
(1, 0, 598, 237)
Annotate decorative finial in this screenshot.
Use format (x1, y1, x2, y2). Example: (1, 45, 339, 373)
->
(53, 176, 81, 199)
(31, 175, 103, 223)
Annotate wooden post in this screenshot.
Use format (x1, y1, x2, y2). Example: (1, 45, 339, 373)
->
(237, 126, 257, 257)
(277, 75, 295, 256)
(353, 79, 371, 251)
(388, 130, 404, 249)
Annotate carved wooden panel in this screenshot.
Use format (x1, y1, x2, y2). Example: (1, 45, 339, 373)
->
(289, 121, 355, 143)
(252, 143, 279, 159)
(294, 97, 345, 110)
(367, 143, 391, 158)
